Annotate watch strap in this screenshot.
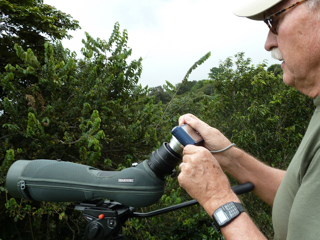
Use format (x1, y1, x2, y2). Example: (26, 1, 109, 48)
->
(212, 202, 245, 232)
(234, 202, 245, 212)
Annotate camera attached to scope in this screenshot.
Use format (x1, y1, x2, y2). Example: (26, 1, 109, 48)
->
(6, 124, 254, 240)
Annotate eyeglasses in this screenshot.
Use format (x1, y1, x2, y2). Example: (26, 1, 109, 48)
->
(263, 0, 308, 34)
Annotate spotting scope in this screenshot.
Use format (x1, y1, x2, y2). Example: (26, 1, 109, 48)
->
(6, 125, 203, 208)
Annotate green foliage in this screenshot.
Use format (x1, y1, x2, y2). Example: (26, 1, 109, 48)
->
(205, 53, 313, 169)
(267, 64, 283, 76)
(182, 52, 211, 83)
(176, 80, 198, 95)
(0, 22, 169, 239)
(148, 86, 172, 104)
(208, 67, 223, 79)
(0, 0, 80, 70)
(156, 52, 211, 129)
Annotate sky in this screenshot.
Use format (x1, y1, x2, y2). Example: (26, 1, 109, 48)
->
(44, 0, 279, 88)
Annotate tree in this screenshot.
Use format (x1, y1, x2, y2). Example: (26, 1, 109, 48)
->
(0, 22, 168, 239)
(176, 80, 197, 95)
(148, 86, 172, 104)
(0, 0, 81, 133)
(0, 0, 80, 70)
(208, 66, 223, 79)
(267, 63, 283, 76)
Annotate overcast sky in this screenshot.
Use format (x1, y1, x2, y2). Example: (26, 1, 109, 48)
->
(44, 0, 279, 88)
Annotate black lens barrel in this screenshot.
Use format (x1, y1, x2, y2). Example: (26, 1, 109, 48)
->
(147, 142, 182, 180)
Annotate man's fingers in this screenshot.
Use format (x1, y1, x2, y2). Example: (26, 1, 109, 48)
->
(179, 114, 199, 126)
(183, 145, 205, 156)
(179, 162, 185, 170)
(179, 114, 211, 139)
(183, 145, 202, 155)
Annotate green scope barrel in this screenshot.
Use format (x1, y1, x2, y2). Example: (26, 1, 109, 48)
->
(6, 143, 182, 208)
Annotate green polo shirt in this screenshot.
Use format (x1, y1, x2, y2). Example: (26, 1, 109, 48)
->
(273, 95, 320, 240)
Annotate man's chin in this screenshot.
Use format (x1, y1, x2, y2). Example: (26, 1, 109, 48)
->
(282, 73, 295, 87)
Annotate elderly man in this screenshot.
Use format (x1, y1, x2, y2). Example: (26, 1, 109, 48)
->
(177, 0, 320, 239)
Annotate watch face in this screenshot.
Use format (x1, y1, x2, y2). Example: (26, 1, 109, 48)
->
(213, 202, 243, 227)
(214, 209, 229, 225)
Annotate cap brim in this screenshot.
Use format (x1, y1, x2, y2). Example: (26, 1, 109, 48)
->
(233, 0, 283, 20)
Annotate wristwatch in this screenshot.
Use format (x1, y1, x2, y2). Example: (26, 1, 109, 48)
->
(212, 202, 245, 232)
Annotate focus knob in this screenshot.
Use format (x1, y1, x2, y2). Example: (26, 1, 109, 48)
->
(86, 222, 103, 240)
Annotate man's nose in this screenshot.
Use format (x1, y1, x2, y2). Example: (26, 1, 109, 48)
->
(264, 30, 278, 51)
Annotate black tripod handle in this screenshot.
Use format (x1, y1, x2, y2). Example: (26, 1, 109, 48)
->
(231, 182, 254, 195)
(133, 182, 254, 218)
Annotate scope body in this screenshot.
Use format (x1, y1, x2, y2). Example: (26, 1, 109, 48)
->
(6, 142, 181, 207)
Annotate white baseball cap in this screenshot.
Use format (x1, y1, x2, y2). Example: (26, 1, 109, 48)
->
(234, 0, 284, 20)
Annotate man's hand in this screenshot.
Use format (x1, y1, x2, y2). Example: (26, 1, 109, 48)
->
(178, 145, 238, 212)
(179, 114, 233, 154)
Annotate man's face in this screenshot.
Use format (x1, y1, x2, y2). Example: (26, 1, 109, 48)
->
(264, 0, 320, 98)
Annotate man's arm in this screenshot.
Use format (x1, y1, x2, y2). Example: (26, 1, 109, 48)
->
(178, 145, 267, 239)
(216, 146, 286, 205)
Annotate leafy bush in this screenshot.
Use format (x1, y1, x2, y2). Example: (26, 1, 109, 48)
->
(0, 22, 168, 240)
